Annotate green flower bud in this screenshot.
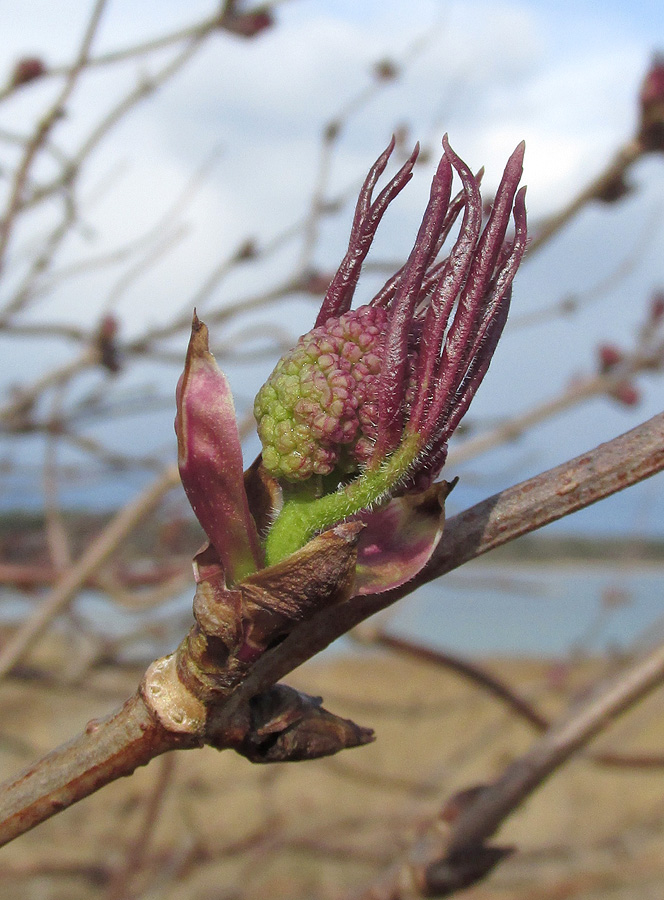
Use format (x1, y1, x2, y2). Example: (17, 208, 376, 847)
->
(254, 305, 388, 481)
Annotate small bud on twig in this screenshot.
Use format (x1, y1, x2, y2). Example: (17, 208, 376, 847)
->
(225, 684, 374, 762)
(10, 57, 46, 89)
(638, 54, 664, 152)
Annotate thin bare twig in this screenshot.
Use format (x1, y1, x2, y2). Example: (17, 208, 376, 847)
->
(511, 199, 664, 330)
(0, 348, 98, 427)
(360, 631, 548, 730)
(0, 409, 256, 677)
(0, 464, 180, 680)
(0, 560, 189, 593)
(0, 0, 108, 268)
(447, 637, 664, 854)
(366, 630, 664, 769)
(446, 348, 661, 467)
(354, 634, 664, 898)
(42, 397, 73, 573)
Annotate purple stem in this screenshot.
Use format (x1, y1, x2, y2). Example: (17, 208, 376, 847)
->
(370, 168, 483, 311)
(315, 141, 419, 326)
(431, 142, 524, 419)
(372, 151, 453, 461)
(410, 140, 483, 431)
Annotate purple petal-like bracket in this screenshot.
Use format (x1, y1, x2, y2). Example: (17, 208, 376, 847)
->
(176, 313, 263, 584)
(353, 480, 455, 595)
(373, 150, 454, 459)
(315, 138, 419, 326)
(360, 136, 527, 486)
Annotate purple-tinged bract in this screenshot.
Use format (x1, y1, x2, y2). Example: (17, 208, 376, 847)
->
(176, 314, 263, 585)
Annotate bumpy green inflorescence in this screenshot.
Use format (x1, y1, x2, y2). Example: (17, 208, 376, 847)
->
(254, 305, 389, 481)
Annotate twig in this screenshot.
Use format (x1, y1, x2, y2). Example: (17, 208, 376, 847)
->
(0, 692, 188, 848)
(9, 21, 209, 229)
(11, 145, 222, 321)
(354, 635, 664, 898)
(446, 350, 661, 467)
(0, 348, 98, 427)
(42, 400, 73, 572)
(0, 2, 275, 97)
(446, 636, 664, 855)
(0, 464, 180, 679)
(511, 199, 664, 330)
(0, 0, 107, 268)
(0, 190, 80, 323)
(94, 568, 191, 610)
(0, 859, 110, 885)
(361, 631, 547, 730)
(127, 278, 301, 353)
(101, 224, 189, 312)
(366, 631, 664, 769)
(0, 560, 189, 593)
(56, 429, 165, 471)
(0, 410, 255, 675)
(296, 18, 444, 274)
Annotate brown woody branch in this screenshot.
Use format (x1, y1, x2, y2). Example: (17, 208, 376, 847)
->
(526, 137, 645, 255)
(0, 0, 107, 269)
(232, 410, 664, 696)
(0, 464, 180, 680)
(448, 636, 664, 856)
(0, 412, 661, 847)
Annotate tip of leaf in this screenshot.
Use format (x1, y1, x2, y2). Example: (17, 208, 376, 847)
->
(188, 311, 211, 360)
(510, 139, 526, 169)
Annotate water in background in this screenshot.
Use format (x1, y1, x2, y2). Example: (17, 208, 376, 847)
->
(3, 559, 660, 664)
(391, 561, 664, 657)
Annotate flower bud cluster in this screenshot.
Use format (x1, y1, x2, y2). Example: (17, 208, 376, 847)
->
(250, 134, 526, 564)
(255, 305, 390, 480)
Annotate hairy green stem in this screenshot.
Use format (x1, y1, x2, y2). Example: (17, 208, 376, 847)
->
(264, 432, 421, 565)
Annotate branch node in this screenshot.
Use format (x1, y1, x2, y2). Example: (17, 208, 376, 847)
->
(141, 653, 207, 735)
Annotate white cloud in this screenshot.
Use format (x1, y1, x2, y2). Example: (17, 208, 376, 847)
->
(2, 1, 664, 485)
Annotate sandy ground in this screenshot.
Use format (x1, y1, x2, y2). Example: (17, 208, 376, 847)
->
(0, 638, 663, 900)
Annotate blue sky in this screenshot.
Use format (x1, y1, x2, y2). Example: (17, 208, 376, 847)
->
(1, 0, 664, 533)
